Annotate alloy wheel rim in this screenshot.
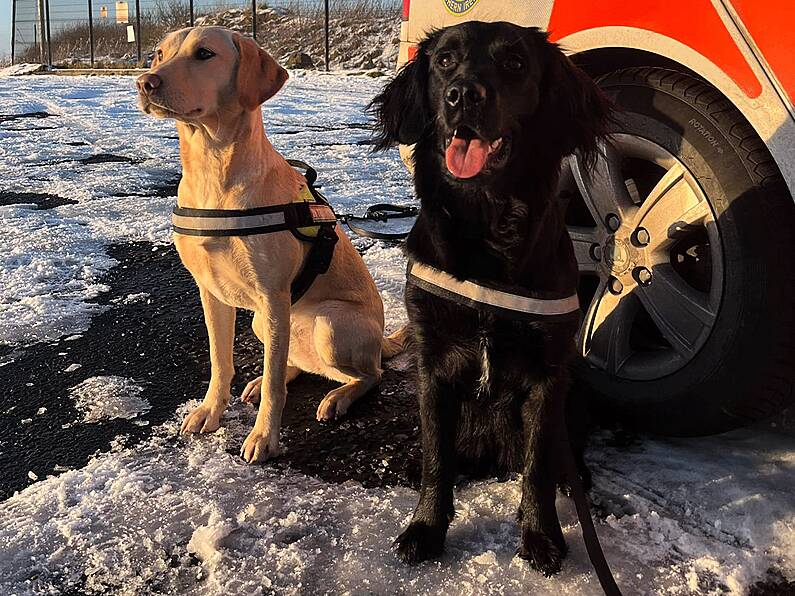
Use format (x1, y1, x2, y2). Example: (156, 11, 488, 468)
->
(564, 134, 724, 381)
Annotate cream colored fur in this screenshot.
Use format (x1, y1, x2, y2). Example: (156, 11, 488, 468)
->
(137, 26, 405, 463)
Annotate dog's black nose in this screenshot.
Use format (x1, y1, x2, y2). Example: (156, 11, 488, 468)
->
(445, 82, 486, 109)
(136, 73, 161, 95)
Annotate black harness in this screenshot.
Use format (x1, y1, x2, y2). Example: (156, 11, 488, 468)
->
(171, 160, 338, 304)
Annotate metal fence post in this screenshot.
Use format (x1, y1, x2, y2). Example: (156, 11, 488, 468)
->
(252, 0, 257, 40)
(45, 0, 52, 66)
(190, 0, 194, 27)
(135, 0, 141, 65)
(88, 0, 94, 67)
(11, 0, 16, 65)
(324, 0, 329, 71)
(37, 0, 46, 63)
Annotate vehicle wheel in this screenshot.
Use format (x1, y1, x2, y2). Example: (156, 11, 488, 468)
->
(561, 67, 795, 436)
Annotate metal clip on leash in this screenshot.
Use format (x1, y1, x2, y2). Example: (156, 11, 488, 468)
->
(338, 203, 418, 241)
(287, 159, 417, 241)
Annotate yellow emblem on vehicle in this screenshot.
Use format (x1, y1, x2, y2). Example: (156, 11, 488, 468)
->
(444, 0, 481, 16)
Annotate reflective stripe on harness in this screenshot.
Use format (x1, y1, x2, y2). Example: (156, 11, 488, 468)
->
(171, 160, 338, 304)
(171, 191, 337, 237)
(407, 260, 580, 318)
(172, 203, 336, 236)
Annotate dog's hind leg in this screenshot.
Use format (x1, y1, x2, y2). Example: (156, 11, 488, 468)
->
(316, 374, 379, 421)
(310, 303, 384, 421)
(517, 378, 568, 576)
(241, 366, 301, 404)
(181, 287, 236, 434)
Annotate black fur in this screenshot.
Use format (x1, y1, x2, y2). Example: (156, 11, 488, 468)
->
(370, 22, 612, 575)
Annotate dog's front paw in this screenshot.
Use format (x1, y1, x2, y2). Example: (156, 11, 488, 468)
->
(240, 428, 279, 463)
(517, 529, 567, 576)
(393, 522, 446, 565)
(180, 404, 222, 434)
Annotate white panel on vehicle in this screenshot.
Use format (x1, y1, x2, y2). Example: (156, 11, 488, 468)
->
(408, 0, 555, 41)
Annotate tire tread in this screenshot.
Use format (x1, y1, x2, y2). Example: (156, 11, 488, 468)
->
(590, 67, 795, 432)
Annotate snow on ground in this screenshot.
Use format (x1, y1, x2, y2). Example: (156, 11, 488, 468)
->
(0, 64, 47, 76)
(0, 72, 411, 345)
(1, 400, 792, 595)
(1, 74, 793, 595)
(70, 376, 149, 422)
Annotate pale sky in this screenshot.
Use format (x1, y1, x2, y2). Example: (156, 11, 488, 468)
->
(1, 1, 11, 59)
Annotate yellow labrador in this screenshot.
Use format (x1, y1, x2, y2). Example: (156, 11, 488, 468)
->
(136, 26, 405, 462)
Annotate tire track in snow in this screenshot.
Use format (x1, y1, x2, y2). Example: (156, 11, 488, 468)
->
(590, 461, 754, 550)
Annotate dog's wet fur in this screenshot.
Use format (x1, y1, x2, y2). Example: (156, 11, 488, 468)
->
(370, 22, 612, 575)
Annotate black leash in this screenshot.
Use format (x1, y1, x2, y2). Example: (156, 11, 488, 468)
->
(288, 159, 418, 242)
(561, 424, 623, 595)
(338, 203, 418, 240)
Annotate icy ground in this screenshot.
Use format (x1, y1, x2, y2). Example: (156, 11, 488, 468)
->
(70, 376, 150, 423)
(0, 73, 793, 595)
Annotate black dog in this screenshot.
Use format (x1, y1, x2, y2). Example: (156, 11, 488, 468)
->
(370, 22, 612, 575)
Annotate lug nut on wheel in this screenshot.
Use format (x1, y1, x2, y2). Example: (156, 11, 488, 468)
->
(637, 267, 652, 285)
(606, 213, 621, 232)
(635, 227, 650, 246)
(590, 243, 602, 261)
(608, 276, 623, 294)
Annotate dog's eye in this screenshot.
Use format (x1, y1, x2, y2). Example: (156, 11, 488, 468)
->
(196, 48, 216, 61)
(156, 49, 163, 62)
(437, 52, 456, 69)
(503, 56, 524, 71)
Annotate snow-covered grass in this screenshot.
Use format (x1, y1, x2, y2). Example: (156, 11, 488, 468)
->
(0, 73, 793, 595)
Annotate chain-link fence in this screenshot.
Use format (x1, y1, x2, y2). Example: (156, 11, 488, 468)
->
(10, 0, 401, 70)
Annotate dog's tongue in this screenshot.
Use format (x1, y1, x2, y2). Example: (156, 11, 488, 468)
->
(445, 136, 491, 179)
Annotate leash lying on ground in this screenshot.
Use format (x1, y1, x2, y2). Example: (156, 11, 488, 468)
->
(561, 423, 623, 595)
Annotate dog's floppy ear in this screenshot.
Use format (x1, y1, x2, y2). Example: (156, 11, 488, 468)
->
(233, 33, 288, 110)
(369, 32, 439, 150)
(535, 39, 614, 164)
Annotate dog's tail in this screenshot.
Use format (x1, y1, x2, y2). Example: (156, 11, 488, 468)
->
(381, 325, 409, 360)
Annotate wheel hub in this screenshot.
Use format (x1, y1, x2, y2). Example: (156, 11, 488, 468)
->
(603, 233, 639, 279)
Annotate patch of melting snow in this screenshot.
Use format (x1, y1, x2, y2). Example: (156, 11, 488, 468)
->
(0, 63, 46, 76)
(0, 401, 792, 596)
(111, 292, 151, 305)
(0, 72, 412, 347)
(69, 376, 149, 422)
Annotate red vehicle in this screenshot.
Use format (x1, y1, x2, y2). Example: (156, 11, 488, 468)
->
(397, 1, 795, 435)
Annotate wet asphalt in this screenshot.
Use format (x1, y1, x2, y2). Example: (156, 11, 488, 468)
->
(0, 239, 423, 502)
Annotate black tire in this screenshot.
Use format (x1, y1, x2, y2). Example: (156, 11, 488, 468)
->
(574, 67, 795, 436)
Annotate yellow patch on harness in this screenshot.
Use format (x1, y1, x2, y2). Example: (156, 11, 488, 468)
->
(295, 184, 322, 237)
